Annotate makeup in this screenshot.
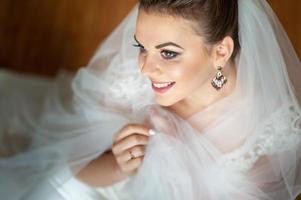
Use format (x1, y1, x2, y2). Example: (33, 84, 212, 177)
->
(151, 81, 176, 94)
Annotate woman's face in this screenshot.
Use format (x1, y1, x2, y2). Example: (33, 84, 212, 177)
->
(134, 10, 216, 107)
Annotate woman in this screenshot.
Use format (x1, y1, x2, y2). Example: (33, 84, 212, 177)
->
(0, 0, 301, 199)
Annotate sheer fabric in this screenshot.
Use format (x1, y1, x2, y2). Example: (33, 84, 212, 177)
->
(0, 0, 301, 199)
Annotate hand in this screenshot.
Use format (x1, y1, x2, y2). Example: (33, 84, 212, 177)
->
(112, 124, 153, 177)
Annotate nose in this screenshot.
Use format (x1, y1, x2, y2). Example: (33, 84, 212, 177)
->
(139, 55, 162, 77)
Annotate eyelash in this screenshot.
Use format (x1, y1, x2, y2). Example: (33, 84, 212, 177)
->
(133, 44, 146, 53)
(133, 44, 180, 60)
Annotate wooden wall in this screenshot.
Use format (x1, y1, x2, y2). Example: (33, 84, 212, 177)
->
(0, 0, 300, 77)
(0, 0, 136, 76)
(268, 0, 301, 58)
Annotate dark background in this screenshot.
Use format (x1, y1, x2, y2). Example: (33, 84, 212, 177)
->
(0, 0, 300, 78)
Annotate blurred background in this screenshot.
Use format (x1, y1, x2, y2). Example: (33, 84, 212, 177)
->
(0, 0, 300, 77)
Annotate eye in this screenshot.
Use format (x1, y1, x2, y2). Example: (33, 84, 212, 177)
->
(161, 50, 179, 60)
(133, 44, 146, 54)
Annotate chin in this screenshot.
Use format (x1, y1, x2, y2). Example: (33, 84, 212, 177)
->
(155, 96, 176, 107)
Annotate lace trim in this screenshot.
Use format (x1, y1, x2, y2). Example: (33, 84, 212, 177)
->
(218, 104, 301, 173)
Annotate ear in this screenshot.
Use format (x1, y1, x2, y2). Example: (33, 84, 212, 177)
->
(212, 36, 234, 69)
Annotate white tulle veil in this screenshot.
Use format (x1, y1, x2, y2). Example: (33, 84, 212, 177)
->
(1, 0, 301, 199)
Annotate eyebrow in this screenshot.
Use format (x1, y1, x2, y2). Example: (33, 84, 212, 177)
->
(133, 35, 184, 50)
(155, 42, 184, 50)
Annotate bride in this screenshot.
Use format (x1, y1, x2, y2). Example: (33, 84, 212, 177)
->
(1, 0, 301, 199)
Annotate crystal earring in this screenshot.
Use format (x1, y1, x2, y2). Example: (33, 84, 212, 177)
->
(211, 66, 227, 90)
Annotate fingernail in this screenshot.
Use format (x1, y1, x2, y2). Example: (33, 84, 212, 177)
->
(149, 129, 157, 136)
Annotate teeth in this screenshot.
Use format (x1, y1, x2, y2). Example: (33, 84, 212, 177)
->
(153, 82, 174, 88)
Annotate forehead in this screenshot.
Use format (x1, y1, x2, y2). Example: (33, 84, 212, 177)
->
(135, 10, 201, 43)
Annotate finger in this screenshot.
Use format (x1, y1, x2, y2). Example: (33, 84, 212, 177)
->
(121, 157, 143, 174)
(115, 151, 133, 164)
(112, 134, 149, 155)
(115, 145, 146, 164)
(113, 124, 150, 143)
(129, 145, 146, 159)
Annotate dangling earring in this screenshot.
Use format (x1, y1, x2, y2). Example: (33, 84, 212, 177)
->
(211, 66, 227, 90)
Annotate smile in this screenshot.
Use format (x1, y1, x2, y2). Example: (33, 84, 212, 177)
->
(151, 81, 176, 94)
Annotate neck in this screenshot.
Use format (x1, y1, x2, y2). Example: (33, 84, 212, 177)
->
(168, 62, 237, 120)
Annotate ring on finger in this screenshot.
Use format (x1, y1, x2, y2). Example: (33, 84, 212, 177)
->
(129, 149, 135, 160)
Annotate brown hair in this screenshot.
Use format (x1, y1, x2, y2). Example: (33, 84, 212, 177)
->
(138, 0, 240, 60)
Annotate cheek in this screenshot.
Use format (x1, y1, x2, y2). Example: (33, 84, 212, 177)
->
(165, 60, 209, 84)
(184, 52, 213, 83)
(166, 65, 193, 81)
(168, 49, 210, 80)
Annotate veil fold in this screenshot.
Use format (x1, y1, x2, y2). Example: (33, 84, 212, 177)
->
(0, 0, 301, 199)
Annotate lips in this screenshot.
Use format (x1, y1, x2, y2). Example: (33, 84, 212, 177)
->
(151, 81, 176, 94)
